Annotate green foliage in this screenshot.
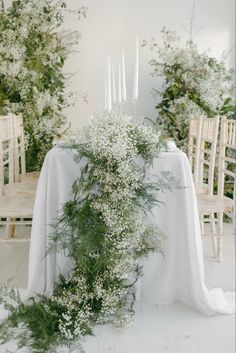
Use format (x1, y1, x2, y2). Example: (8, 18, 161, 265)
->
(0, 115, 176, 352)
(0, 287, 84, 353)
(144, 27, 236, 151)
(0, 0, 86, 170)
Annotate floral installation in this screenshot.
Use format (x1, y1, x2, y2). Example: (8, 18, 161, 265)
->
(0, 0, 87, 171)
(0, 115, 177, 353)
(143, 26, 235, 150)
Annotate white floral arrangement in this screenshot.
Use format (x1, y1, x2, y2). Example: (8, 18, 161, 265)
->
(143, 26, 235, 150)
(0, 0, 86, 170)
(0, 115, 175, 353)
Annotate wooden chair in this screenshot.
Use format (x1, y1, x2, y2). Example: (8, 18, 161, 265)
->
(188, 115, 219, 194)
(197, 116, 235, 261)
(13, 114, 39, 186)
(0, 115, 36, 240)
(188, 115, 220, 259)
(218, 117, 236, 225)
(0, 115, 14, 195)
(196, 116, 220, 195)
(188, 114, 203, 186)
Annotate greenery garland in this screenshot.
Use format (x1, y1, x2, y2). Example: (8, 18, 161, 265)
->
(0, 0, 86, 171)
(0, 115, 176, 353)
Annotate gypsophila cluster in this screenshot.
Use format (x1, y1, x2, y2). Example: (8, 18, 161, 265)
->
(143, 27, 235, 150)
(0, 0, 86, 170)
(0, 115, 171, 353)
(47, 115, 165, 333)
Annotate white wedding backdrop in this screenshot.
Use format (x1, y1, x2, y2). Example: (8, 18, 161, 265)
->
(61, 0, 235, 129)
(3, 0, 235, 127)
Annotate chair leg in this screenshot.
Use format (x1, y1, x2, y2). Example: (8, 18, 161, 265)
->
(210, 212, 217, 258)
(216, 212, 224, 262)
(233, 206, 236, 236)
(200, 214, 205, 234)
(5, 217, 10, 237)
(8, 218, 16, 239)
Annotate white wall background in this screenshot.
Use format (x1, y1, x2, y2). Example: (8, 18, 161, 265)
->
(63, 0, 235, 130)
(4, 0, 236, 129)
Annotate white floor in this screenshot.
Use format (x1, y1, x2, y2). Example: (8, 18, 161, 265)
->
(0, 225, 235, 353)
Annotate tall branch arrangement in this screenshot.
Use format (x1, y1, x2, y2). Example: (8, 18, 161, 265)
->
(0, 0, 86, 171)
(0, 115, 176, 353)
(143, 27, 235, 151)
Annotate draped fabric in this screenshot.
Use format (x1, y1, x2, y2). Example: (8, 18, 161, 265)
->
(0, 148, 234, 320)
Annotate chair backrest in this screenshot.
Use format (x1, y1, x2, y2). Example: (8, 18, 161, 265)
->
(12, 113, 26, 182)
(0, 115, 14, 195)
(188, 115, 203, 185)
(197, 116, 220, 195)
(218, 116, 236, 199)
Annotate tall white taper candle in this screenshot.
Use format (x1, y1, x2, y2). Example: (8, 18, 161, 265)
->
(104, 71, 107, 111)
(112, 65, 116, 104)
(118, 63, 122, 104)
(121, 50, 127, 102)
(107, 56, 112, 112)
(132, 37, 139, 101)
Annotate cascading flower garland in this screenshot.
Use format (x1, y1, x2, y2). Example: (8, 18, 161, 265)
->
(0, 115, 175, 353)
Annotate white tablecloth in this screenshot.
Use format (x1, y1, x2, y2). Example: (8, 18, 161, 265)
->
(1, 147, 234, 320)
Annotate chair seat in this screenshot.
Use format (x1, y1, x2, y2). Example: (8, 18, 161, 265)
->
(3, 179, 37, 195)
(19, 172, 39, 187)
(197, 194, 234, 213)
(195, 184, 209, 195)
(0, 182, 35, 217)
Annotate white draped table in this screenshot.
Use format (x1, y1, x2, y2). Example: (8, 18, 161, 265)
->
(0, 147, 234, 320)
